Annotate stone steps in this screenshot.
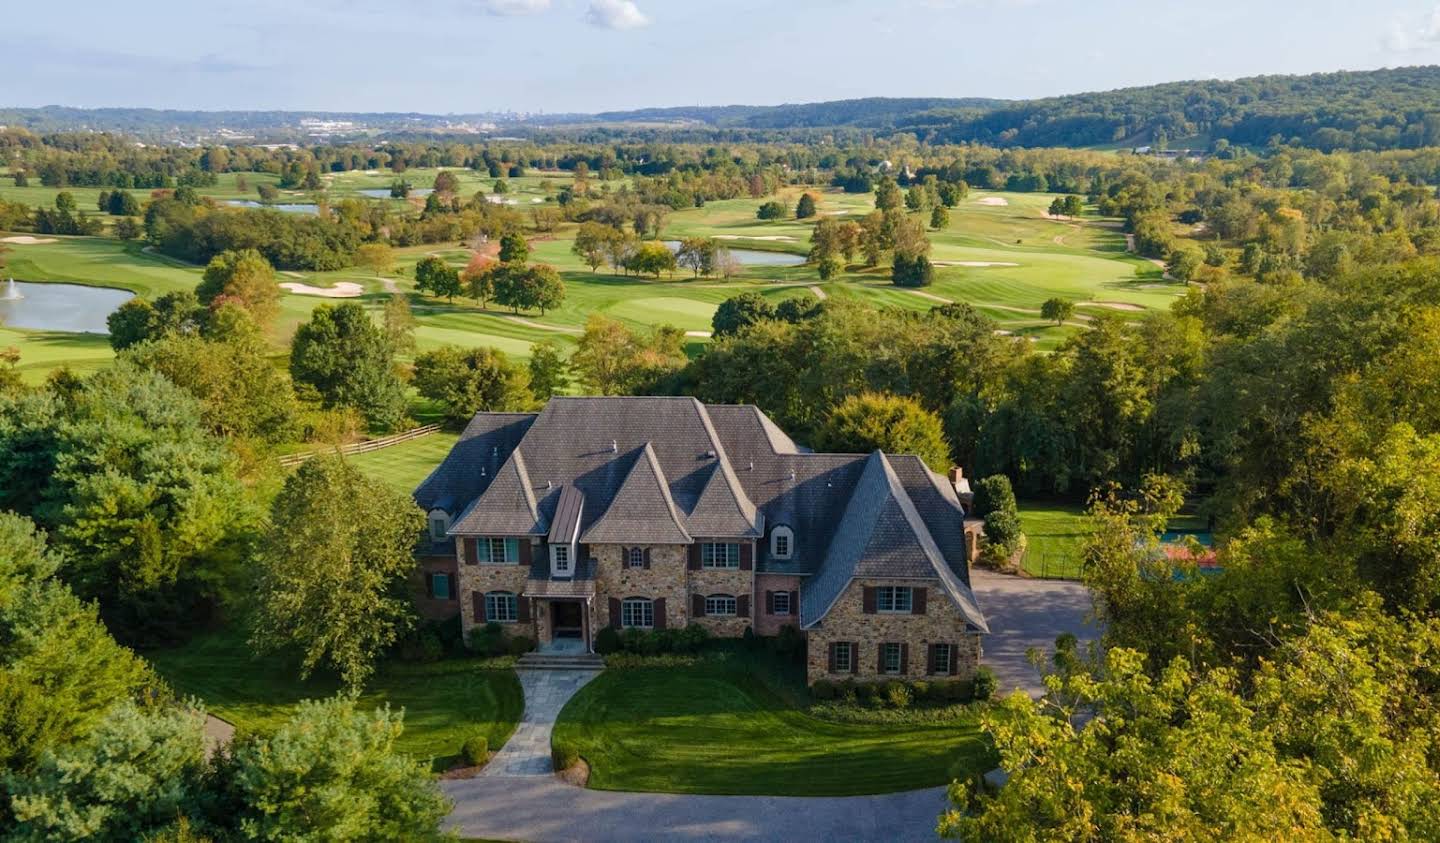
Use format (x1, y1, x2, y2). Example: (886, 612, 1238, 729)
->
(516, 652, 605, 671)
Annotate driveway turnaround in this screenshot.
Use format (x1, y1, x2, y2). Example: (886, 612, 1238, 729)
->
(969, 568, 1097, 698)
(443, 778, 949, 842)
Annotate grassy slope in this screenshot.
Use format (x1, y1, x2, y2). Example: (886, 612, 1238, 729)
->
(1017, 501, 1091, 579)
(148, 630, 523, 768)
(552, 660, 994, 796)
(347, 431, 461, 493)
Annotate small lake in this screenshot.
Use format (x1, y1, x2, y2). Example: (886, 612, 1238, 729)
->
(661, 241, 807, 266)
(359, 188, 434, 198)
(226, 200, 321, 214)
(0, 281, 135, 333)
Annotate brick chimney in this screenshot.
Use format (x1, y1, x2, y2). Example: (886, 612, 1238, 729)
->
(948, 466, 974, 507)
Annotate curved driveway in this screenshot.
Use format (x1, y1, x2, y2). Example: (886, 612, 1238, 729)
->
(442, 571, 1094, 842)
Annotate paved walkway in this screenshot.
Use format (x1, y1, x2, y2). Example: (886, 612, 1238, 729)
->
(482, 669, 599, 777)
(970, 568, 1097, 698)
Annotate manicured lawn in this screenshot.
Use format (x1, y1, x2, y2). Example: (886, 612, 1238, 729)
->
(148, 629, 523, 768)
(551, 658, 994, 796)
(1018, 501, 1090, 579)
(348, 430, 461, 493)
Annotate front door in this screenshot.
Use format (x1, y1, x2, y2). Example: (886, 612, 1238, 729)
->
(552, 600, 583, 638)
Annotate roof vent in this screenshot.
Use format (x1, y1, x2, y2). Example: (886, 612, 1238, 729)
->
(480, 467, 487, 477)
(748, 461, 754, 471)
(610, 439, 618, 453)
(704, 449, 716, 459)
(788, 469, 797, 482)
(491, 446, 498, 457)
(546, 480, 553, 490)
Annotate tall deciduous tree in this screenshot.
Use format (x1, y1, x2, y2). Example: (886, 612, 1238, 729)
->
(414, 256, 462, 302)
(290, 303, 408, 432)
(528, 340, 569, 400)
(196, 248, 280, 325)
(251, 456, 423, 690)
(354, 242, 395, 277)
(817, 392, 951, 471)
(1041, 297, 1075, 325)
(413, 345, 533, 424)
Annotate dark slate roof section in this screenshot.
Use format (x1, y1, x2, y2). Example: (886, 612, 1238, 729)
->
(547, 485, 585, 544)
(799, 452, 988, 633)
(581, 444, 692, 544)
(450, 448, 547, 536)
(887, 455, 973, 585)
(414, 413, 536, 514)
(683, 460, 764, 538)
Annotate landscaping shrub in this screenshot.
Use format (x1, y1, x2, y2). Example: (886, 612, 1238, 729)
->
(552, 744, 579, 771)
(885, 681, 913, 709)
(507, 635, 535, 656)
(742, 625, 758, 650)
(638, 631, 662, 656)
(676, 623, 709, 653)
(973, 666, 997, 701)
(418, 630, 444, 663)
(462, 735, 488, 766)
(620, 627, 646, 653)
(909, 680, 930, 701)
(811, 679, 838, 701)
(594, 626, 620, 655)
(942, 679, 974, 703)
(774, 624, 804, 660)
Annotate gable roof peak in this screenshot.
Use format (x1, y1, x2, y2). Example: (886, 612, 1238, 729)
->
(579, 442, 692, 544)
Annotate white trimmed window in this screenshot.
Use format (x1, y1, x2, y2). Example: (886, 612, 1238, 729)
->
(485, 591, 518, 623)
(628, 547, 645, 568)
(551, 544, 571, 574)
(704, 594, 737, 616)
(428, 511, 450, 542)
(877, 586, 913, 613)
(477, 537, 520, 564)
(701, 542, 740, 569)
(772, 590, 792, 615)
(882, 642, 903, 674)
(770, 526, 793, 559)
(932, 643, 952, 675)
(430, 573, 451, 599)
(621, 597, 654, 628)
(834, 641, 853, 673)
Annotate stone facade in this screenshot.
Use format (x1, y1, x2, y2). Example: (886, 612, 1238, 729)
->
(752, 573, 803, 636)
(805, 578, 983, 684)
(687, 562, 755, 637)
(591, 543, 689, 630)
(456, 542, 536, 642)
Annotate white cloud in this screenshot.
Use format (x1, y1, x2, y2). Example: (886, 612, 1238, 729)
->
(584, 0, 650, 30)
(480, 0, 551, 15)
(1385, 6, 1440, 52)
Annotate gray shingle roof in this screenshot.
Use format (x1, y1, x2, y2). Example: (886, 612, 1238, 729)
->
(581, 444, 692, 544)
(418, 397, 987, 633)
(450, 448, 546, 536)
(798, 451, 988, 633)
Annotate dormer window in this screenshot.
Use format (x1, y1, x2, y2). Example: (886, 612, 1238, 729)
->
(551, 543, 571, 575)
(428, 510, 450, 542)
(770, 525, 794, 560)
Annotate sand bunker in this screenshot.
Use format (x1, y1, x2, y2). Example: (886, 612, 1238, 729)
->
(684, 330, 713, 338)
(976, 197, 1009, 206)
(0, 236, 58, 245)
(714, 234, 797, 242)
(933, 260, 1020, 268)
(280, 281, 363, 298)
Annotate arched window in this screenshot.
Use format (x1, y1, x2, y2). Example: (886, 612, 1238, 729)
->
(704, 594, 737, 617)
(485, 591, 518, 623)
(770, 525, 794, 560)
(428, 509, 451, 542)
(628, 547, 645, 568)
(620, 597, 654, 628)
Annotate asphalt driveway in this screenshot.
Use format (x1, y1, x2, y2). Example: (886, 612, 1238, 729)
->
(969, 568, 1097, 697)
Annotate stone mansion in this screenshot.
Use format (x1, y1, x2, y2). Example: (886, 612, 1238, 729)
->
(413, 396, 989, 684)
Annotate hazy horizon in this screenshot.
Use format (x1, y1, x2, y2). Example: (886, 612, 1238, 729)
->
(9, 0, 1440, 114)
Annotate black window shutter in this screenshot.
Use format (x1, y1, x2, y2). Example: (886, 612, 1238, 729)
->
(608, 597, 621, 629)
(621, 546, 629, 564)
(765, 590, 774, 614)
(862, 587, 877, 614)
(464, 538, 479, 566)
(851, 642, 860, 674)
(927, 644, 936, 675)
(473, 591, 486, 622)
(653, 598, 666, 629)
(643, 548, 651, 569)
(876, 644, 885, 673)
(789, 590, 799, 615)
(912, 586, 927, 615)
(739, 542, 752, 571)
(737, 595, 750, 618)
(900, 643, 910, 675)
(949, 644, 958, 676)
(688, 543, 701, 570)
(425, 572, 435, 598)
(518, 596, 531, 623)
(827, 642, 837, 673)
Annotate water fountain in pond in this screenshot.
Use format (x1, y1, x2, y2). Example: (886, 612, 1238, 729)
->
(0, 278, 20, 301)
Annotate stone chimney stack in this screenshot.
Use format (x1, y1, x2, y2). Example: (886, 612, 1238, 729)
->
(948, 466, 974, 507)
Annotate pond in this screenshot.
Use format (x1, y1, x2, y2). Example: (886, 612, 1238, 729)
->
(225, 200, 321, 214)
(661, 241, 807, 266)
(0, 280, 135, 333)
(359, 188, 434, 198)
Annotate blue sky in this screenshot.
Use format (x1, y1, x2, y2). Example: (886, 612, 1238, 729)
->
(9, 0, 1440, 113)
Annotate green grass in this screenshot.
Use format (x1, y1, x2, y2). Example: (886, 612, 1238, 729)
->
(1018, 501, 1090, 579)
(148, 629, 523, 768)
(347, 431, 461, 493)
(552, 658, 994, 796)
